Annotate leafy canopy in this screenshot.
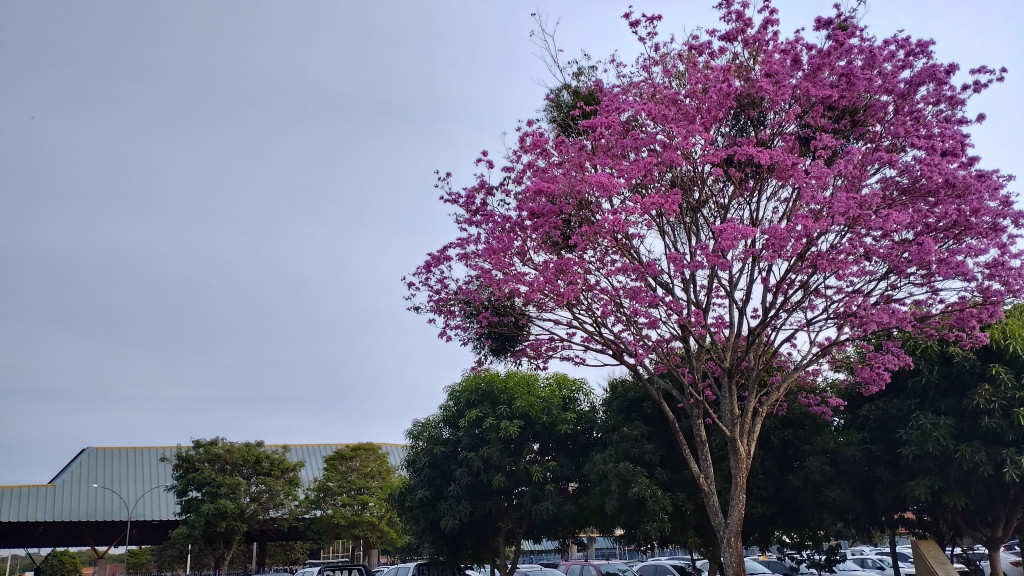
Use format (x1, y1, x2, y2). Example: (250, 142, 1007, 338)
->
(306, 443, 406, 550)
(397, 370, 597, 575)
(848, 305, 1024, 569)
(163, 437, 304, 571)
(38, 551, 82, 576)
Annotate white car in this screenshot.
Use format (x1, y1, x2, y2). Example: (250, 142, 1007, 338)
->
(846, 555, 915, 576)
(980, 552, 1024, 576)
(634, 560, 704, 576)
(696, 559, 780, 576)
(821, 561, 877, 576)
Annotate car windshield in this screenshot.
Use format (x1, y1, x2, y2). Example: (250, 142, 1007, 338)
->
(835, 563, 864, 572)
(599, 564, 637, 576)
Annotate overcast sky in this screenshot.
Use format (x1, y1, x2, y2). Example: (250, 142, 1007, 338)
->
(1, 0, 1021, 486)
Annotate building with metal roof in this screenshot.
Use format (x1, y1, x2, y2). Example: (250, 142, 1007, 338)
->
(0, 443, 408, 549)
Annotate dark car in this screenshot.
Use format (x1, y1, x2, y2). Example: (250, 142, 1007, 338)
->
(753, 559, 804, 576)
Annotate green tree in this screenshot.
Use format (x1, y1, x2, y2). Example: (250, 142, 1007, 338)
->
(306, 443, 406, 567)
(162, 437, 304, 573)
(848, 306, 1024, 576)
(150, 533, 195, 573)
(125, 549, 152, 575)
(69, 551, 95, 569)
(396, 370, 597, 575)
(265, 542, 316, 568)
(586, 376, 709, 556)
(591, 375, 864, 573)
(38, 550, 81, 576)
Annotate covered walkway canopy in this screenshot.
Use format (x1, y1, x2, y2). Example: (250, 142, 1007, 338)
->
(0, 443, 407, 550)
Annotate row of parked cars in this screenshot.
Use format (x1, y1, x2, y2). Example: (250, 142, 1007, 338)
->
(313, 542, 1023, 576)
(487, 543, 1011, 576)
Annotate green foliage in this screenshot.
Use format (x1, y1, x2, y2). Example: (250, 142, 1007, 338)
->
(543, 82, 600, 140)
(590, 375, 864, 562)
(396, 370, 597, 575)
(306, 443, 407, 549)
(69, 551, 96, 569)
(586, 376, 704, 553)
(844, 305, 1024, 553)
(265, 541, 316, 568)
(162, 437, 304, 572)
(38, 550, 82, 576)
(125, 548, 151, 574)
(150, 534, 196, 573)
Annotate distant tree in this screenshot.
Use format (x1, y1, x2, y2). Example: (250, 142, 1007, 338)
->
(306, 443, 407, 567)
(150, 533, 195, 573)
(848, 306, 1024, 576)
(69, 551, 95, 569)
(405, 2, 1024, 575)
(265, 542, 316, 569)
(162, 438, 304, 574)
(396, 370, 597, 575)
(38, 550, 81, 576)
(124, 549, 152, 575)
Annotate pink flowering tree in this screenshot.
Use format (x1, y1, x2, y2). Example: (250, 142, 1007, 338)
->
(405, 2, 1024, 574)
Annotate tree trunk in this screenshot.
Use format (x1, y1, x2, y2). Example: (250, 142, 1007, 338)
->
(988, 546, 1004, 576)
(887, 527, 901, 576)
(717, 433, 753, 576)
(640, 372, 758, 576)
(257, 537, 268, 571)
(706, 540, 724, 576)
(221, 541, 238, 576)
(720, 478, 749, 576)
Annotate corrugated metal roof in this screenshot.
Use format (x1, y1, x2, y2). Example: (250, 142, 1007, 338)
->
(0, 443, 407, 524)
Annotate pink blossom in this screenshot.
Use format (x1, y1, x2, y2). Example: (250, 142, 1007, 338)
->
(406, 1, 1023, 566)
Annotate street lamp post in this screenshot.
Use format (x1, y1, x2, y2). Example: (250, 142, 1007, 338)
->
(92, 483, 170, 569)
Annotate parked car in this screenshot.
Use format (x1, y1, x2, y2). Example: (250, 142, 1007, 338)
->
(980, 552, 1024, 576)
(752, 558, 815, 576)
(846, 555, 915, 576)
(557, 561, 639, 576)
(846, 549, 877, 559)
(380, 562, 471, 576)
(889, 552, 914, 566)
(695, 559, 781, 576)
(819, 561, 877, 576)
(297, 562, 375, 576)
(634, 560, 704, 576)
(517, 569, 567, 576)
